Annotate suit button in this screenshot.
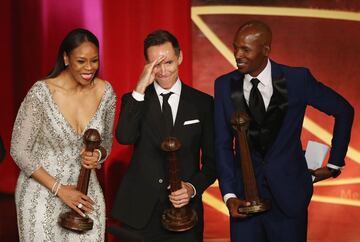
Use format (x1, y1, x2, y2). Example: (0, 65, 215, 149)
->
(158, 179, 163, 184)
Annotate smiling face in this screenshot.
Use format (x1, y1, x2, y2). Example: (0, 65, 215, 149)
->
(146, 42, 183, 90)
(233, 23, 271, 77)
(63, 41, 99, 85)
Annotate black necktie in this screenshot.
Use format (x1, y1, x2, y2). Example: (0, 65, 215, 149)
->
(249, 78, 266, 124)
(161, 92, 173, 135)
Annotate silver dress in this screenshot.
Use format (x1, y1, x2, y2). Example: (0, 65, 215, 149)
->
(10, 80, 116, 242)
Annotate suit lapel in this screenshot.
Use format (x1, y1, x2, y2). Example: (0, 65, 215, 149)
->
(265, 61, 288, 119)
(172, 84, 193, 137)
(262, 60, 289, 156)
(230, 71, 248, 114)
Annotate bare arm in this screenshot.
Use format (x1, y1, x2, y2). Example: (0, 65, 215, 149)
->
(31, 167, 94, 217)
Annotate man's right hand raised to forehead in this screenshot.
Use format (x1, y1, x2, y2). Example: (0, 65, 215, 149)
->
(135, 55, 166, 94)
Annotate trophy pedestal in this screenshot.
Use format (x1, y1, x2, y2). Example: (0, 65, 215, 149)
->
(161, 137, 198, 232)
(58, 129, 100, 232)
(238, 199, 271, 214)
(161, 207, 198, 232)
(231, 112, 271, 216)
(58, 211, 93, 232)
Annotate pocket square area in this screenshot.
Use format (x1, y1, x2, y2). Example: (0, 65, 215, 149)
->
(183, 119, 200, 125)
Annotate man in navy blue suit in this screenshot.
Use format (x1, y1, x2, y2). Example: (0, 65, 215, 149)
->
(214, 20, 354, 242)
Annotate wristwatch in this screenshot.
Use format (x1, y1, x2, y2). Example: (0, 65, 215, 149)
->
(327, 167, 341, 178)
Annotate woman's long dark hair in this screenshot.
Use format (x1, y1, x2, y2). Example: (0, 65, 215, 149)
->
(47, 28, 99, 78)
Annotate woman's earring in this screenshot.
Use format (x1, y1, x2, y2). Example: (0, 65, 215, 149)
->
(65, 63, 69, 67)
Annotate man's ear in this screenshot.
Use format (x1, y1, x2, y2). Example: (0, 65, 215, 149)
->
(263, 45, 271, 57)
(177, 50, 183, 65)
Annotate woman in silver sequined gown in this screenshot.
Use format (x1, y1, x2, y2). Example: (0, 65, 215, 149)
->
(10, 29, 116, 242)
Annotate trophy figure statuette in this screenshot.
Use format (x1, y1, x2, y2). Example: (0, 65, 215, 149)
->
(59, 128, 101, 232)
(161, 137, 198, 232)
(231, 112, 271, 214)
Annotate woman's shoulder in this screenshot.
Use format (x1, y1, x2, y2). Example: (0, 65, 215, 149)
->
(96, 78, 116, 99)
(17, 80, 49, 108)
(42, 77, 60, 92)
(26, 80, 48, 98)
(95, 78, 111, 88)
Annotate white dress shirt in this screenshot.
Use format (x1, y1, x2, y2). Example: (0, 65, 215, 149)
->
(243, 59, 273, 110)
(132, 79, 181, 124)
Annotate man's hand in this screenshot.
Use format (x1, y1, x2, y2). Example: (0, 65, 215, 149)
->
(309, 167, 332, 183)
(168, 181, 194, 208)
(226, 197, 251, 219)
(135, 55, 166, 94)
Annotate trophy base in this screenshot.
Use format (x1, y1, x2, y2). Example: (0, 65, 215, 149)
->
(59, 211, 93, 232)
(238, 199, 271, 214)
(161, 207, 198, 232)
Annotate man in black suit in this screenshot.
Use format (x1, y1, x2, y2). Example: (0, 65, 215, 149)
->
(112, 30, 216, 242)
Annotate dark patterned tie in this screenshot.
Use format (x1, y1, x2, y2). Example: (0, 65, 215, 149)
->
(161, 92, 173, 135)
(249, 78, 266, 124)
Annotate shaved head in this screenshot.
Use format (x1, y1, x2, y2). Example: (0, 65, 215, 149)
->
(236, 20, 272, 48)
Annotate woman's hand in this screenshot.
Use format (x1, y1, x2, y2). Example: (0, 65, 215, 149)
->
(80, 147, 100, 169)
(57, 184, 94, 217)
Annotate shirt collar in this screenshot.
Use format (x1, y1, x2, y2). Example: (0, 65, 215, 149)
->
(154, 78, 182, 96)
(244, 59, 272, 87)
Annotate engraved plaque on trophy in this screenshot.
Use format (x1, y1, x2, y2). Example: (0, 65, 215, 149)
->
(231, 112, 271, 214)
(161, 137, 198, 232)
(59, 128, 101, 232)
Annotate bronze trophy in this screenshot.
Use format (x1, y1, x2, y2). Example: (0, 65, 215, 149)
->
(161, 137, 198, 232)
(59, 128, 101, 232)
(231, 112, 271, 214)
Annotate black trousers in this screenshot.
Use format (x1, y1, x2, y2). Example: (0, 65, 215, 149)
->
(122, 201, 203, 242)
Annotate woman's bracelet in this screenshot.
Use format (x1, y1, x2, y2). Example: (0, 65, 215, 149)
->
(54, 183, 61, 196)
(51, 181, 58, 194)
(51, 180, 61, 196)
(94, 149, 102, 162)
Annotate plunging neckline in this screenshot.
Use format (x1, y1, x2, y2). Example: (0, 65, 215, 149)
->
(43, 80, 108, 137)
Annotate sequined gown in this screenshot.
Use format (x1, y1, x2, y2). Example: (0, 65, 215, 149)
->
(10, 80, 116, 242)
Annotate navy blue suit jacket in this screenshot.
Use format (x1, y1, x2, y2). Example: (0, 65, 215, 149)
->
(214, 60, 354, 218)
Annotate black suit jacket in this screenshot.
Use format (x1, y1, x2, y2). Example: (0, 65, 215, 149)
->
(112, 82, 216, 229)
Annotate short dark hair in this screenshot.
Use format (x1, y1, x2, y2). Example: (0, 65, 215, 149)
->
(144, 30, 180, 60)
(47, 28, 99, 78)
